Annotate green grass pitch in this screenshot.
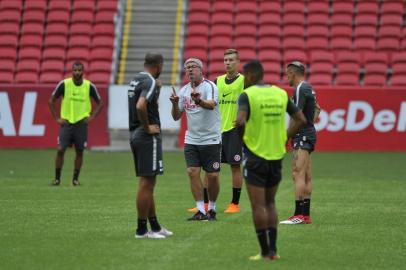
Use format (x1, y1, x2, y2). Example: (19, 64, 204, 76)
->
(0, 150, 405, 270)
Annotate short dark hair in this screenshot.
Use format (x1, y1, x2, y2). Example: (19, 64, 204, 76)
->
(287, 61, 305, 76)
(72, 60, 84, 69)
(144, 53, 164, 67)
(224, 48, 239, 59)
(243, 60, 264, 81)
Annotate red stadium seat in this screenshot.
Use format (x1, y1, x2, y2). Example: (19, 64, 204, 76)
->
(208, 49, 225, 63)
(284, 1, 305, 14)
(390, 75, 406, 86)
(73, 1, 94, 12)
(283, 37, 305, 51)
(212, 1, 233, 12)
(283, 13, 305, 27)
(335, 63, 360, 85)
(310, 51, 334, 64)
(262, 61, 281, 76)
(211, 12, 233, 25)
(0, 22, 20, 35)
(258, 37, 281, 50)
(21, 23, 44, 36)
(188, 24, 209, 37)
(66, 48, 89, 62)
(19, 34, 43, 49)
(39, 71, 64, 84)
(357, 2, 378, 15)
(184, 48, 208, 63)
(95, 11, 115, 24)
(307, 13, 329, 26)
(258, 50, 282, 63)
(189, 1, 210, 13)
(236, 13, 257, 26)
(48, 1, 70, 12)
(354, 38, 375, 52)
(46, 23, 69, 36)
(391, 52, 406, 65)
(15, 71, 38, 83)
(210, 36, 232, 50)
(16, 59, 40, 72)
(0, 0, 23, 11)
(97, 1, 118, 12)
(259, 1, 281, 13)
(0, 47, 17, 61)
(236, 2, 257, 14)
(331, 13, 353, 27)
(264, 72, 281, 84)
(210, 24, 232, 38)
(380, 14, 403, 26)
(330, 37, 352, 52)
(381, 1, 404, 16)
(88, 72, 110, 84)
(235, 25, 257, 38)
(70, 23, 92, 36)
(234, 36, 256, 50)
(22, 10, 45, 24)
(332, 2, 354, 15)
(307, 25, 329, 38)
(309, 74, 332, 85)
(310, 62, 334, 75)
(259, 13, 280, 25)
(354, 25, 376, 38)
(41, 60, 65, 73)
(91, 36, 114, 49)
(47, 10, 70, 24)
(44, 35, 67, 49)
(0, 34, 18, 48)
(0, 71, 14, 83)
(363, 52, 389, 65)
(379, 25, 402, 39)
(238, 48, 257, 62)
(284, 50, 307, 64)
(376, 38, 400, 52)
(71, 11, 94, 24)
(258, 24, 281, 38)
(24, 0, 47, 11)
(188, 12, 209, 25)
(307, 2, 329, 15)
(18, 47, 42, 61)
(185, 36, 208, 50)
(355, 14, 378, 27)
(331, 25, 353, 38)
(0, 59, 15, 72)
(42, 48, 66, 61)
(0, 10, 21, 23)
(208, 61, 225, 78)
(283, 25, 305, 38)
(363, 63, 388, 86)
(68, 35, 91, 49)
(307, 37, 329, 52)
(336, 52, 361, 64)
(89, 48, 113, 61)
(93, 23, 115, 37)
(89, 61, 112, 73)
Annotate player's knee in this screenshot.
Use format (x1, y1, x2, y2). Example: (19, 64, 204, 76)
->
(57, 149, 65, 156)
(186, 167, 199, 177)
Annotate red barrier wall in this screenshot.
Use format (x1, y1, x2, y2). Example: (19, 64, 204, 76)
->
(178, 86, 406, 151)
(0, 84, 109, 148)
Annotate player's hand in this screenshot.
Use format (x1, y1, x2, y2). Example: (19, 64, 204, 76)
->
(147, 124, 160, 134)
(169, 86, 179, 104)
(190, 85, 201, 102)
(57, 118, 67, 125)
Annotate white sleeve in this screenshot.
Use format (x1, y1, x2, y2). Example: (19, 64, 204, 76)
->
(178, 87, 185, 112)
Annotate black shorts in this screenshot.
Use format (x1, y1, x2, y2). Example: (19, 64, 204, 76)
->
(184, 143, 221, 173)
(242, 147, 282, 188)
(130, 131, 163, 177)
(221, 128, 242, 165)
(58, 120, 88, 150)
(292, 132, 317, 153)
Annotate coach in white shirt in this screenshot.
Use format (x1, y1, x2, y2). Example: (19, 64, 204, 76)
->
(170, 58, 221, 221)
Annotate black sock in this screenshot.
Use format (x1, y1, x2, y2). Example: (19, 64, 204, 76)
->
(148, 216, 161, 232)
(55, 168, 61, 180)
(303, 198, 311, 216)
(136, 218, 148, 235)
(256, 229, 270, 256)
(294, 200, 304, 216)
(73, 169, 80, 181)
(267, 227, 277, 252)
(203, 188, 209, 204)
(231, 188, 241, 204)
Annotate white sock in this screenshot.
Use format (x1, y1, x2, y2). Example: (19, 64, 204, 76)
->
(196, 201, 206, 214)
(208, 201, 216, 211)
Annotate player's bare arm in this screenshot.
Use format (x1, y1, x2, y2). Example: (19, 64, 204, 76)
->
(48, 96, 67, 125)
(86, 99, 104, 123)
(170, 86, 182, 121)
(313, 102, 321, 122)
(287, 110, 306, 138)
(190, 85, 216, 110)
(136, 96, 160, 134)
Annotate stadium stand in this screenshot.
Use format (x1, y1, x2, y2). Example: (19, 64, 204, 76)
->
(0, 0, 118, 85)
(182, 0, 406, 86)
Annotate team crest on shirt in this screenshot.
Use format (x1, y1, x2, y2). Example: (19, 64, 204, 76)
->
(234, 155, 241, 161)
(213, 162, 220, 169)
